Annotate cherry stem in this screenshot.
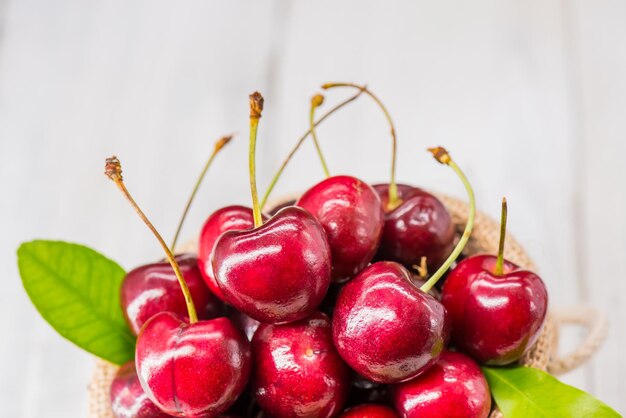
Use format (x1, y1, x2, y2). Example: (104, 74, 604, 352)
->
(322, 82, 400, 210)
(309, 94, 330, 178)
(420, 147, 476, 293)
(249, 92, 264, 228)
(494, 197, 508, 275)
(105, 156, 198, 323)
(259, 89, 364, 210)
(170, 135, 233, 251)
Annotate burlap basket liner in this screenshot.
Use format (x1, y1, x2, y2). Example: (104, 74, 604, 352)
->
(88, 194, 608, 418)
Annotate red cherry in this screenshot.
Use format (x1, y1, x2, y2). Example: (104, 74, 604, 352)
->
(340, 404, 398, 418)
(252, 312, 350, 418)
(374, 184, 454, 271)
(442, 254, 548, 364)
(121, 254, 222, 335)
(198, 206, 258, 300)
(297, 176, 384, 282)
(212, 206, 331, 324)
(110, 361, 171, 418)
(332, 262, 449, 383)
(135, 313, 251, 417)
(391, 351, 491, 418)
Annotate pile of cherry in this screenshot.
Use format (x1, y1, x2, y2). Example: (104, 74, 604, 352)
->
(108, 91, 548, 418)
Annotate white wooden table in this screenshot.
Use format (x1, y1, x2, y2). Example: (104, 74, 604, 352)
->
(1, 1, 624, 415)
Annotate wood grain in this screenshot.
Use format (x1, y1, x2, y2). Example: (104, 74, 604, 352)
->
(0, 0, 623, 415)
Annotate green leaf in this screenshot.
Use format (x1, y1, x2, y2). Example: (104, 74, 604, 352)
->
(17, 240, 134, 365)
(483, 366, 621, 418)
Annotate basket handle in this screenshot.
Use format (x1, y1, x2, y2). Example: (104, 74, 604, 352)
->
(547, 306, 608, 376)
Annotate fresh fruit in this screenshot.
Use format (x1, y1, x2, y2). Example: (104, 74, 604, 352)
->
(252, 312, 350, 418)
(373, 184, 454, 270)
(442, 199, 548, 365)
(110, 361, 171, 418)
(391, 351, 491, 418)
(136, 313, 251, 417)
(212, 92, 331, 323)
(297, 175, 384, 282)
(198, 205, 257, 300)
(226, 304, 261, 341)
(332, 147, 475, 384)
(340, 404, 398, 418)
(332, 261, 449, 383)
(106, 156, 251, 417)
(121, 254, 221, 335)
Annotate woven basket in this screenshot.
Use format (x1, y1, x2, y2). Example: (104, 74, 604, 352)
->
(88, 194, 608, 418)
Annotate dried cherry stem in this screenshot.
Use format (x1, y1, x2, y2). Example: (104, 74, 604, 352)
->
(494, 197, 508, 275)
(309, 94, 330, 178)
(170, 135, 233, 251)
(105, 156, 198, 323)
(420, 147, 476, 293)
(322, 82, 400, 210)
(249, 92, 264, 227)
(259, 89, 364, 210)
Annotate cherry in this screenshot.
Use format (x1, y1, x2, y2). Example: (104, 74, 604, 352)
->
(121, 254, 221, 335)
(212, 206, 331, 323)
(136, 313, 251, 417)
(332, 147, 476, 384)
(106, 156, 251, 417)
(197, 205, 257, 300)
(212, 93, 331, 324)
(391, 351, 491, 418)
(297, 175, 384, 282)
(266, 198, 296, 216)
(373, 184, 454, 270)
(252, 312, 350, 418)
(442, 199, 548, 365)
(110, 361, 171, 418)
(332, 261, 449, 383)
(340, 405, 398, 418)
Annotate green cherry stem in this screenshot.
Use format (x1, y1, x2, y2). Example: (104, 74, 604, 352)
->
(494, 197, 508, 275)
(420, 147, 476, 293)
(259, 89, 364, 210)
(249, 92, 264, 228)
(105, 156, 198, 323)
(170, 134, 233, 251)
(309, 94, 330, 178)
(322, 82, 400, 210)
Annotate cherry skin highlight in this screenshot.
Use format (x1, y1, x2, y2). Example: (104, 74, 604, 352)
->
(252, 312, 350, 418)
(298, 175, 384, 282)
(339, 404, 398, 418)
(441, 254, 548, 365)
(391, 351, 491, 418)
(120, 254, 222, 335)
(332, 261, 449, 383)
(135, 312, 251, 417)
(110, 361, 171, 418)
(198, 205, 258, 300)
(212, 206, 331, 324)
(373, 184, 454, 271)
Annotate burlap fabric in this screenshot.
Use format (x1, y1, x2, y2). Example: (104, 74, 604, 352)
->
(88, 194, 608, 418)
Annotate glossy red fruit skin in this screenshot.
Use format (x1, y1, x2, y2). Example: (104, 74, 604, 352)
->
(212, 206, 331, 324)
(121, 254, 222, 335)
(332, 262, 450, 384)
(110, 361, 171, 418)
(391, 351, 491, 418)
(373, 184, 454, 271)
(441, 254, 548, 365)
(340, 404, 398, 418)
(298, 176, 384, 282)
(252, 312, 350, 418)
(198, 206, 257, 300)
(135, 313, 251, 417)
